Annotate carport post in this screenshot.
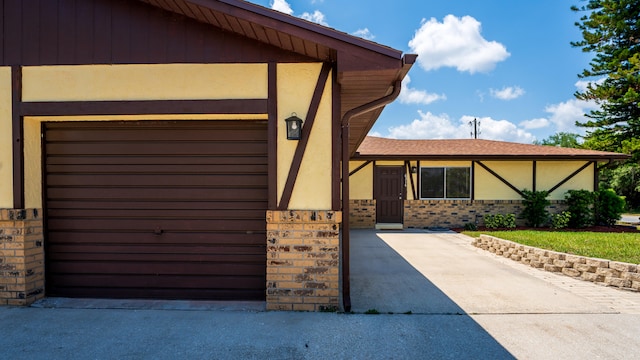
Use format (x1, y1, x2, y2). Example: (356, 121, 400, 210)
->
(340, 80, 402, 312)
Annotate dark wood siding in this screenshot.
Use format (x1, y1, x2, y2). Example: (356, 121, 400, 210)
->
(44, 121, 268, 300)
(2, 0, 313, 66)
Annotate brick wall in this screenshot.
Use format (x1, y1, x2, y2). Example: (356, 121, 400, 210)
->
(266, 210, 341, 311)
(404, 200, 567, 228)
(0, 209, 45, 305)
(349, 200, 376, 229)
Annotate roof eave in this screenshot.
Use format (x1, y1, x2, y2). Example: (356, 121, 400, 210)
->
(212, 0, 403, 58)
(352, 154, 631, 161)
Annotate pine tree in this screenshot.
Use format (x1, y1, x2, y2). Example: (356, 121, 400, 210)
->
(572, 0, 640, 209)
(572, 0, 640, 162)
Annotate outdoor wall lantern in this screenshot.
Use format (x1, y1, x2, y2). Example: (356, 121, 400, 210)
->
(411, 166, 418, 174)
(285, 113, 303, 140)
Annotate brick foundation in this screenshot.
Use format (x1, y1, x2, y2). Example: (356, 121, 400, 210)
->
(349, 200, 376, 229)
(0, 209, 45, 305)
(265, 210, 341, 311)
(348, 200, 568, 229)
(404, 200, 567, 228)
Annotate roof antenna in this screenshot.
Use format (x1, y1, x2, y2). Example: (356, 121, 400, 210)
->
(469, 118, 481, 139)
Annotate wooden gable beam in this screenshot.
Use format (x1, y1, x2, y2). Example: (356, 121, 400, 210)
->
(20, 99, 268, 116)
(12, 66, 24, 209)
(405, 161, 417, 200)
(268, 62, 278, 209)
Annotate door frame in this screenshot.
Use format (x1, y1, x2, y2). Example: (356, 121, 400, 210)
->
(373, 165, 405, 224)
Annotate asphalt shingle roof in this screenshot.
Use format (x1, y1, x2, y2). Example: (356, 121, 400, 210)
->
(355, 136, 629, 161)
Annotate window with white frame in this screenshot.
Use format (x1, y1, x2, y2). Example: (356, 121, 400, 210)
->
(420, 167, 471, 199)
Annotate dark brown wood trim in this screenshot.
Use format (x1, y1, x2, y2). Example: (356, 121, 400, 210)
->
(331, 66, 340, 211)
(20, 99, 268, 116)
(12, 66, 24, 209)
(476, 161, 524, 197)
(594, 162, 599, 191)
(341, 117, 351, 312)
(278, 62, 331, 210)
(547, 161, 593, 194)
(416, 160, 421, 200)
(532, 161, 537, 192)
(267, 62, 278, 210)
(406, 161, 417, 200)
(471, 161, 475, 201)
(348, 160, 371, 177)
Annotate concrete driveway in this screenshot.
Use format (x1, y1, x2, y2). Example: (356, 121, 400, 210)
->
(350, 229, 640, 358)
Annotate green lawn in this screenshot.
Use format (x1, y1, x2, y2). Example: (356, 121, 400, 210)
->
(462, 230, 640, 264)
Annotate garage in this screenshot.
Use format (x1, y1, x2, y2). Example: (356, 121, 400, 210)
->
(44, 121, 268, 300)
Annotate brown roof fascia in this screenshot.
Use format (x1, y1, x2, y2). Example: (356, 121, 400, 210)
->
(211, 0, 403, 57)
(164, 0, 404, 62)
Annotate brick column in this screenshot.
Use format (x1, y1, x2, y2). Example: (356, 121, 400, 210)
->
(348, 199, 376, 229)
(0, 209, 45, 305)
(266, 210, 341, 311)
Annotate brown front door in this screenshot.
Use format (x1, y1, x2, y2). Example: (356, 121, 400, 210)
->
(44, 121, 268, 301)
(374, 166, 405, 224)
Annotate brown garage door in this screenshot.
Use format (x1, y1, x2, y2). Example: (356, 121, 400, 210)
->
(44, 121, 267, 300)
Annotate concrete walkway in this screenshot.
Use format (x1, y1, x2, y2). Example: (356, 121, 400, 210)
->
(1, 229, 639, 359)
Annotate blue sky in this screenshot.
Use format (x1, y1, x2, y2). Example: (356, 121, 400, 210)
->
(249, 0, 595, 144)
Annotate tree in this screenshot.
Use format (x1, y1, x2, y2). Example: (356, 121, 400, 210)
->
(533, 132, 582, 148)
(604, 163, 640, 209)
(571, 0, 640, 162)
(572, 0, 640, 210)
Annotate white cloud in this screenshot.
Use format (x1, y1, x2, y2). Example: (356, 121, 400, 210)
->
(352, 28, 375, 40)
(408, 15, 510, 74)
(387, 111, 459, 139)
(521, 81, 601, 135)
(574, 80, 591, 93)
(270, 0, 293, 15)
(383, 112, 534, 143)
(490, 86, 525, 100)
(520, 118, 550, 130)
(460, 116, 535, 143)
(398, 76, 446, 105)
(575, 77, 606, 93)
(301, 10, 328, 26)
(544, 99, 597, 133)
(270, 0, 327, 26)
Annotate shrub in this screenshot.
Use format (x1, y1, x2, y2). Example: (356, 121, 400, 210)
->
(594, 188, 626, 226)
(484, 214, 500, 229)
(463, 222, 477, 231)
(521, 190, 550, 227)
(550, 211, 571, 229)
(484, 214, 516, 229)
(504, 213, 516, 228)
(565, 189, 595, 228)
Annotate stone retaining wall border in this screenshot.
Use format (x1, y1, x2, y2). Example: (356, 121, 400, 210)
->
(473, 235, 640, 291)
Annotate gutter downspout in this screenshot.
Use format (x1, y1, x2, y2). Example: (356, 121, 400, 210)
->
(340, 80, 402, 312)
